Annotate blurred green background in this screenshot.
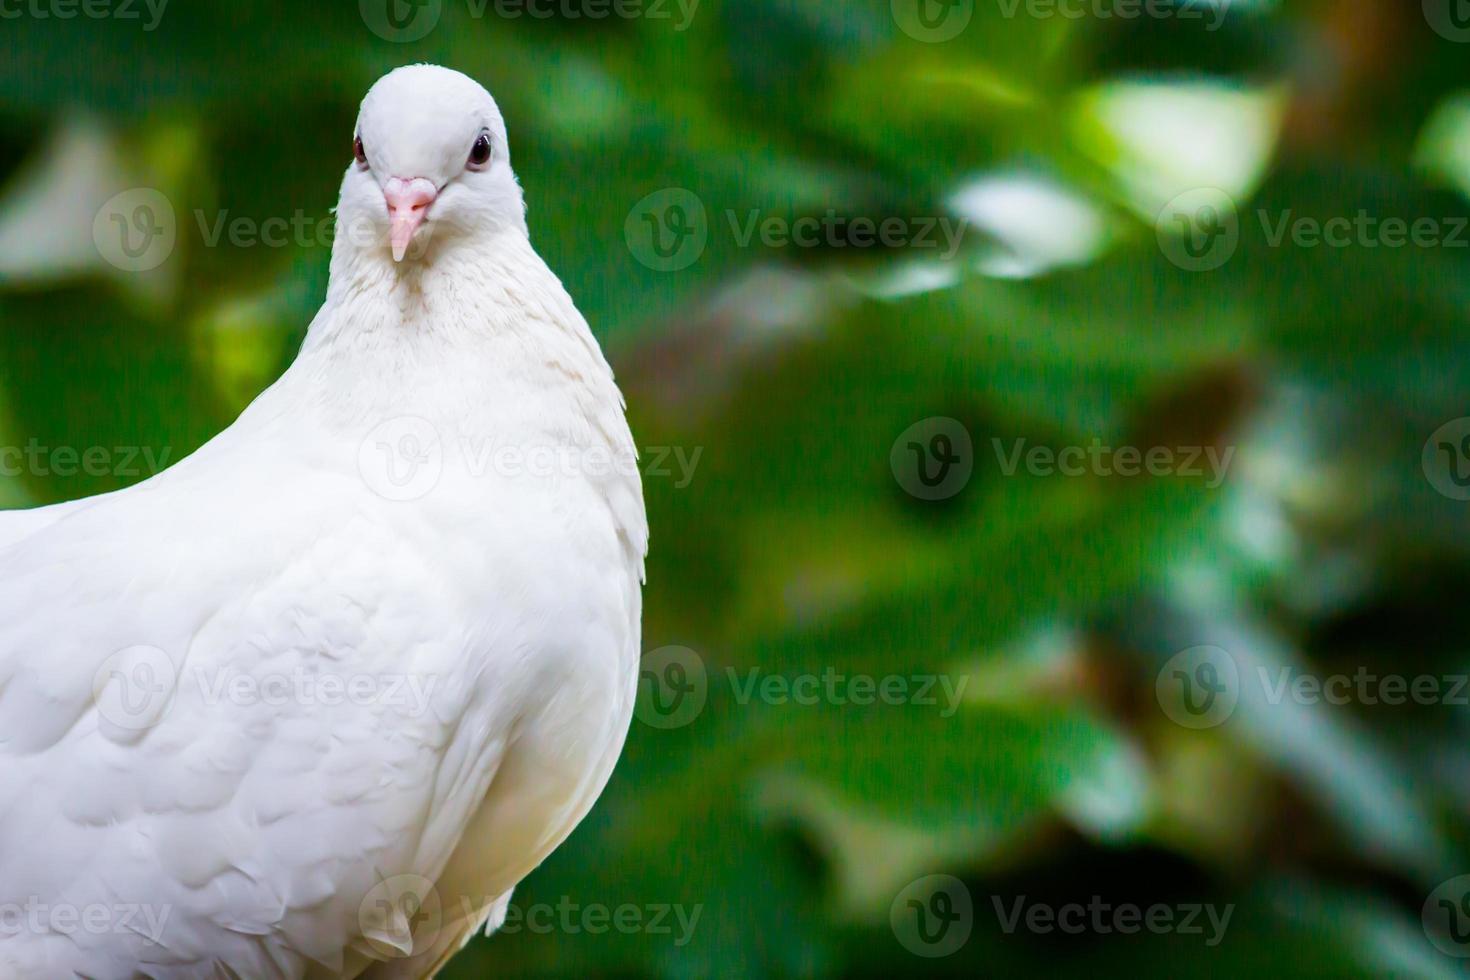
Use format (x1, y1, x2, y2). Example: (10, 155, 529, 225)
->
(5, 0, 1470, 975)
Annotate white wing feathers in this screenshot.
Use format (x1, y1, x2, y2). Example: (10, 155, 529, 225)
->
(0, 492, 106, 549)
(0, 460, 515, 979)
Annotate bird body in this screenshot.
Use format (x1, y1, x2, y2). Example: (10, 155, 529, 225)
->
(0, 66, 645, 979)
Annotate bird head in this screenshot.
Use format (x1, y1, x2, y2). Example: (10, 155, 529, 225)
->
(337, 65, 526, 264)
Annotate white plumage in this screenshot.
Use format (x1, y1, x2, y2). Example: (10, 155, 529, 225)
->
(0, 65, 646, 979)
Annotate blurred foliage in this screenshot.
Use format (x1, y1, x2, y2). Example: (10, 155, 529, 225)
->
(4, 0, 1470, 976)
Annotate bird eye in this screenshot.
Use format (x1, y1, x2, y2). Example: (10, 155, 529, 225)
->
(353, 135, 368, 168)
(468, 132, 492, 169)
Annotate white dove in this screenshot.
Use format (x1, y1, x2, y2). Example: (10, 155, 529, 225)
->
(0, 64, 647, 979)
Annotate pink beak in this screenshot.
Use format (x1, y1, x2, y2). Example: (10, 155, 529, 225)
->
(383, 176, 438, 262)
